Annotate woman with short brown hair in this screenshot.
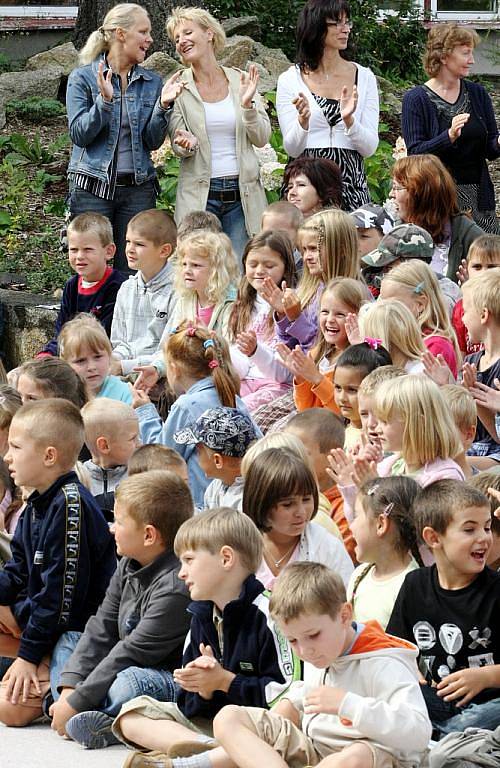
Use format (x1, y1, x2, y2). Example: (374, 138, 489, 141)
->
(402, 23, 499, 234)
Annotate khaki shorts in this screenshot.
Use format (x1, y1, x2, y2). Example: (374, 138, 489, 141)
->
(112, 696, 213, 748)
(244, 707, 398, 768)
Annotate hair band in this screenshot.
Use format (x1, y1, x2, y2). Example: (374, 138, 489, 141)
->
(208, 360, 219, 369)
(366, 484, 379, 496)
(169, 326, 179, 335)
(203, 339, 215, 349)
(413, 282, 425, 294)
(187, 326, 197, 337)
(364, 337, 383, 351)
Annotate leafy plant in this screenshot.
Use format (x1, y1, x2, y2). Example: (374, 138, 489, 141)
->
(0, 53, 12, 75)
(6, 97, 66, 123)
(1, 132, 70, 166)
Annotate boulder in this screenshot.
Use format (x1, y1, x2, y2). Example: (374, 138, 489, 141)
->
(252, 41, 291, 79)
(376, 75, 404, 117)
(0, 67, 63, 129)
(222, 16, 261, 40)
(248, 61, 276, 94)
(25, 42, 78, 76)
(0, 288, 58, 369)
(142, 51, 182, 79)
(218, 35, 254, 70)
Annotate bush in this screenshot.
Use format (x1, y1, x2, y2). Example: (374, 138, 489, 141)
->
(5, 97, 66, 123)
(0, 53, 13, 75)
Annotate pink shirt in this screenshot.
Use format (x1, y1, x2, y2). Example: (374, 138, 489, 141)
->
(197, 303, 214, 328)
(423, 331, 458, 379)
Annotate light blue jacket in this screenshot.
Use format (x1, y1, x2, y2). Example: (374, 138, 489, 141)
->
(136, 377, 260, 508)
(66, 55, 171, 184)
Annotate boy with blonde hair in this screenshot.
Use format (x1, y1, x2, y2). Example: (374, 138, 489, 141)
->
(114, 508, 298, 767)
(442, 384, 479, 478)
(40, 213, 126, 357)
(0, 399, 115, 727)
(128, 444, 188, 483)
(462, 268, 500, 462)
(111, 209, 178, 376)
(81, 398, 140, 521)
(49, 470, 193, 749)
(213, 562, 431, 768)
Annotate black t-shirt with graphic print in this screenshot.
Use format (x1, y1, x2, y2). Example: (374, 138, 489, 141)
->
(387, 565, 500, 705)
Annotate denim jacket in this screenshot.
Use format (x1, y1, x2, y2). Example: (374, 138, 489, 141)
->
(66, 55, 171, 184)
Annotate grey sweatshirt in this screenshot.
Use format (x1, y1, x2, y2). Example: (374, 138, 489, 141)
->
(59, 550, 190, 712)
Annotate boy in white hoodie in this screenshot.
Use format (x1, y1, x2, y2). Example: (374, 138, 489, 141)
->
(212, 562, 431, 768)
(110, 209, 177, 376)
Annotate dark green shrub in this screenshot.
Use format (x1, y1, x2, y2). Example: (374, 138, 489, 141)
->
(5, 97, 66, 123)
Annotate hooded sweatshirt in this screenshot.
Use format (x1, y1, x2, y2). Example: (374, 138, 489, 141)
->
(284, 621, 431, 766)
(110, 261, 177, 375)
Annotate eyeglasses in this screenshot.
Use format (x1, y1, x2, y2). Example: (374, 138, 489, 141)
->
(326, 20, 353, 29)
(391, 183, 406, 192)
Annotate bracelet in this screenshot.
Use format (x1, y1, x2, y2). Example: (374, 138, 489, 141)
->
(240, 100, 256, 110)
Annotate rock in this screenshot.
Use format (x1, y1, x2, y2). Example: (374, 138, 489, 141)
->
(0, 67, 63, 129)
(222, 16, 261, 40)
(252, 41, 291, 79)
(218, 35, 254, 69)
(376, 75, 404, 117)
(248, 62, 276, 94)
(0, 288, 58, 368)
(25, 42, 78, 75)
(142, 52, 182, 79)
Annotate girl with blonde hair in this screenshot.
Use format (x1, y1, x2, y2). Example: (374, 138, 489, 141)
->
(359, 300, 425, 373)
(379, 260, 461, 378)
(66, 3, 183, 270)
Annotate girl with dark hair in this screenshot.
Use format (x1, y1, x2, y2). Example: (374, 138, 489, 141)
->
(283, 156, 343, 218)
(348, 476, 423, 629)
(229, 231, 298, 411)
(242, 447, 353, 589)
(276, 0, 379, 211)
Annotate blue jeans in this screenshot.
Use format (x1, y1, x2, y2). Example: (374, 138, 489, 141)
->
(422, 682, 500, 738)
(67, 179, 157, 274)
(206, 176, 248, 264)
(50, 631, 176, 717)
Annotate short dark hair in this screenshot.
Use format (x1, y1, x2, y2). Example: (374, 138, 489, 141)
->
(242, 448, 318, 533)
(283, 157, 343, 209)
(287, 408, 345, 453)
(413, 479, 489, 535)
(335, 341, 392, 376)
(296, 0, 351, 72)
(13, 398, 84, 466)
(468, 472, 500, 537)
(115, 470, 193, 548)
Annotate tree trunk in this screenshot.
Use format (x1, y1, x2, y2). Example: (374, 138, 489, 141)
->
(73, 0, 203, 55)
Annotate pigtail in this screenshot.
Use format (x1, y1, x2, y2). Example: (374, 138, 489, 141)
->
(202, 332, 239, 408)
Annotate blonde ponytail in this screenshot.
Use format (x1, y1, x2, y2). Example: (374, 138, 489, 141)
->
(78, 3, 147, 65)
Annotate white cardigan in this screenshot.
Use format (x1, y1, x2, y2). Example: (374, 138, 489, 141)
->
(276, 64, 379, 158)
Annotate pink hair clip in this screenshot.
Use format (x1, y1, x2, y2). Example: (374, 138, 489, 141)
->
(364, 337, 383, 351)
(187, 326, 196, 337)
(208, 360, 219, 369)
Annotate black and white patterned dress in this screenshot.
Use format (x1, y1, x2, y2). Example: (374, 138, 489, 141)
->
(304, 76, 370, 212)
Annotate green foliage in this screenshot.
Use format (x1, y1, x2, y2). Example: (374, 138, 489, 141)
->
(0, 132, 70, 166)
(156, 151, 180, 216)
(6, 97, 66, 123)
(0, 53, 13, 75)
(364, 139, 394, 204)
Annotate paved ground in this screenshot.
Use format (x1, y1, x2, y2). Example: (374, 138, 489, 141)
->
(1, 721, 129, 768)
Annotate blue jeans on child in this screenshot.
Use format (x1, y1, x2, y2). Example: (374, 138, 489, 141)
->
(50, 631, 176, 717)
(206, 176, 248, 263)
(422, 682, 500, 738)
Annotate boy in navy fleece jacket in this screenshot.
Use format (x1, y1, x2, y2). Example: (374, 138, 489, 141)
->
(0, 398, 116, 727)
(39, 212, 126, 357)
(113, 508, 299, 763)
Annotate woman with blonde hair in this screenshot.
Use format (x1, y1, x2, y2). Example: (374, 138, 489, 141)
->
(165, 6, 271, 256)
(402, 23, 499, 233)
(391, 154, 483, 282)
(359, 300, 425, 373)
(379, 260, 461, 378)
(66, 3, 183, 272)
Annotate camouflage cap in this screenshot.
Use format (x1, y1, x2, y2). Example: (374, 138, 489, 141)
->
(361, 224, 434, 268)
(350, 204, 394, 235)
(174, 407, 258, 458)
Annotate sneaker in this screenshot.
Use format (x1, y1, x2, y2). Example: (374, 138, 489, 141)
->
(66, 710, 120, 749)
(167, 739, 217, 757)
(123, 751, 173, 768)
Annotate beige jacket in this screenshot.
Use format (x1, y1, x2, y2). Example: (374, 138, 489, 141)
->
(168, 66, 271, 235)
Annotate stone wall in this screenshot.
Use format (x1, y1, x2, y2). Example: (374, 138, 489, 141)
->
(0, 289, 57, 368)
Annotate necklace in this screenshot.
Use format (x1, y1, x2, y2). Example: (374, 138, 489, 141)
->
(265, 541, 297, 569)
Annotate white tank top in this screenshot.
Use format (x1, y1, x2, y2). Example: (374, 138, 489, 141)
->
(203, 93, 239, 178)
